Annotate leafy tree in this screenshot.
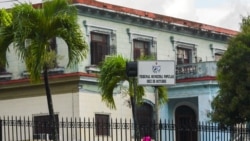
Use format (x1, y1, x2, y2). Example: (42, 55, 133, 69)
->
(98, 55, 168, 139)
(0, 0, 88, 140)
(210, 16, 250, 125)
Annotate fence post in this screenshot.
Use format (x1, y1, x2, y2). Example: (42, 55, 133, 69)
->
(0, 119, 2, 141)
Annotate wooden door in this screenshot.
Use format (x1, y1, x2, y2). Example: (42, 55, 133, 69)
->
(136, 103, 154, 139)
(175, 105, 197, 141)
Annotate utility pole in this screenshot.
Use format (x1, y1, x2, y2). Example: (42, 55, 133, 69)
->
(155, 86, 159, 141)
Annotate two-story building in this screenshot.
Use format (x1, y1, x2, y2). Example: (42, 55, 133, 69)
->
(0, 0, 238, 140)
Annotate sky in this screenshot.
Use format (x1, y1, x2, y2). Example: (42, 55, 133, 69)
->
(1, 0, 250, 31)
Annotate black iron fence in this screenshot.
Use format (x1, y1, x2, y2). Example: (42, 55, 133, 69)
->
(0, 117, 250, 141)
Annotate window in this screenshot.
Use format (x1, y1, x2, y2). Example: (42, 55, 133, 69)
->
(95, 114, 110, 136)
(127, 29, 157, 61)
(33, 115, 59, 140)
(215, 53, 222, 61)
(84, 22, 116, 67)
(90, 32, 110, 65)
(22, 37, 63, 77)
(210, 45, 225, 62)
(214, 49, 224, 61)
(133, 39, 150, 60)
(177, 47, 192, 64)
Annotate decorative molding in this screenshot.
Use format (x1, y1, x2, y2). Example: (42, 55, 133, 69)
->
(83, 20, 116, 38)
(76, 4, 233, 42)
(22, 67, 65, 78)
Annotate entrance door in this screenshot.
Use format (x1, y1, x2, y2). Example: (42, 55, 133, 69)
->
(136, 103, 154, 139)
(175, 105, 197, 141)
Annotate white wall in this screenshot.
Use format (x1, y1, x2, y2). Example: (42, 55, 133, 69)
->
(0, 93, 75, 118)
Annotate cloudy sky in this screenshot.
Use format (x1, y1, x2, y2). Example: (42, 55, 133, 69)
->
(1, 0, 250, 31)
(96, 0, 250, 31)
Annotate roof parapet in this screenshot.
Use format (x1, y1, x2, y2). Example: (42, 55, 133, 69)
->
(73, 0, 238, 36)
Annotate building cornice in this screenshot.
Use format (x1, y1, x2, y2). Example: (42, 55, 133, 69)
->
(0, 72, 97, 100)
(0, 72, 96, 89)
(73, 0, 238, 42)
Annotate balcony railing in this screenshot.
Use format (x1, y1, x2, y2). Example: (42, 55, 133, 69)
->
(0, 63, 216, 81)
(176, 61, 217, 80)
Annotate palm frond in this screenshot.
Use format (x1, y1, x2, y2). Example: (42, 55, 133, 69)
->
(98, 55, 129, 109)
(1, 0, 88, 83)
(0, 9, 13, 67)
(25, 40, 49, 82)
(135, 85, 145, 104)
(0, 9, 12, 27)
(0, 26, 14, 67)
(157, 86, 168, 105)
(11, 3, 39, 60)
(56, 21, 88, 67)
(98, 55, 169, 109)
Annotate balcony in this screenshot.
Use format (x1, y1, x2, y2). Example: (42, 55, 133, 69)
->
(176, 61, 217, 80)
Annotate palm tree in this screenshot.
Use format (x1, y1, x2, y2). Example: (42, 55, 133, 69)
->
(0, 0, 88, 140)
(98, 55, 168, 140)
(0, 9, 13, 67)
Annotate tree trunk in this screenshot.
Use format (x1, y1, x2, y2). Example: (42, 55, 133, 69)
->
(43, 67, 58, 141)
(131, 78, 140, 141)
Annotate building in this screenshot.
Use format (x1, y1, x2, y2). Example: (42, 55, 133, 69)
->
(0, 0, 238, 140)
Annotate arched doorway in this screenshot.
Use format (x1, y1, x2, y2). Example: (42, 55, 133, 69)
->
(175, 105, 197, 141)
(136, 102, 154, 139)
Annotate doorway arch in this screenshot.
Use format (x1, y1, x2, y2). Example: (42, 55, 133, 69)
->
(136, 102, 154, 139)
(175, 105, 197, 141)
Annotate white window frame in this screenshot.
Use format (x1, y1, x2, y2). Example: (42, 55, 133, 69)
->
(210, 44, 225, 61)
(176, 43, 196, 64)
(127, 28, 157, 60)
(83, 21, 116, 55)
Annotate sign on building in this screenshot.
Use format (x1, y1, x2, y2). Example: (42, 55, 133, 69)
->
(138, 60, 175, 86)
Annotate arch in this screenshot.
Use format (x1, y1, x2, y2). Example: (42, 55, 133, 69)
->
(175, 105, 197, 141)
(142, 98, 154, 107)
(136, 102, 154, 139)
(173, 101, 198, 121)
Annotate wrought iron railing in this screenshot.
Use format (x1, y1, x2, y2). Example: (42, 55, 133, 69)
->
(176, 61, 217, 80)
(0, 117, 249, 141)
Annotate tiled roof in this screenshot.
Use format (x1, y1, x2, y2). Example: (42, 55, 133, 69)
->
(73, 0, 238, 36)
